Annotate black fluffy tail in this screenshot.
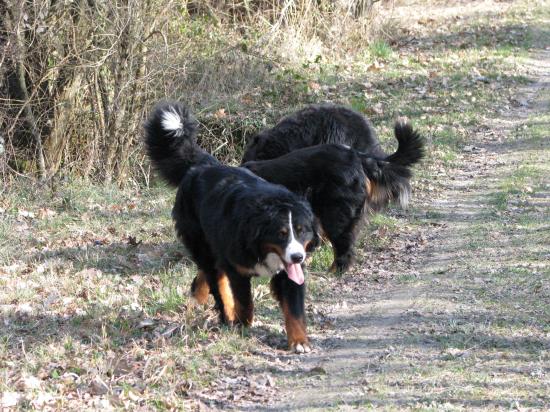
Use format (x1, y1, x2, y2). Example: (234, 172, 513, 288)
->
(359, 120, 424, 209)
(144, 101, 217, 186)
(385, 120, 425, 167)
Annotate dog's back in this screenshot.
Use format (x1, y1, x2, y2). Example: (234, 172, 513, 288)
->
(242, 104, 384, 163)
(243, 143, 367, 192)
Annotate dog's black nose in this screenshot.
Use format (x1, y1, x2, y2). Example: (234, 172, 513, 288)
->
(290, 253, 304, 264)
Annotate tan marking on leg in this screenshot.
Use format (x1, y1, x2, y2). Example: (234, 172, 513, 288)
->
(217, 273, 236, 323)
(192, 271, 210, 304)
(282, 301, 308, 351)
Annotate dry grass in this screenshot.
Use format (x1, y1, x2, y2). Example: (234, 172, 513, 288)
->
(1, 0, 388, 182)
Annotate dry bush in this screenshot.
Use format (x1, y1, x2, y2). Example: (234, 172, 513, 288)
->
(1, 0, 176, 182)
(0, 0, 386, 184)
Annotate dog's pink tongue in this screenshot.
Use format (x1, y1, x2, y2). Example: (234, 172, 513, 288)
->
(286, 262, 304, 285)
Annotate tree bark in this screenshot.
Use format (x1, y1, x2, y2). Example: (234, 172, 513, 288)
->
(8, 6, 47, 180)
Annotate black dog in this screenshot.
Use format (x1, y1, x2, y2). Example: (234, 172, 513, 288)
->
(242, 103, 387, 163)
(144, 101, 319, 353)
(242, 105, 424, 273)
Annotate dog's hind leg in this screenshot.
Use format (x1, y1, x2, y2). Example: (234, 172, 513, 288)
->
(216, 272, 238, 324)
(330, 210, 366, 274)
(270, 271, 310, 353)
(188, 261, 231, 325)
(318, 192, 365, 274)
(191, 270, 210, 304)
(192, 268, 231, 325)
(319, 208, 357, 274)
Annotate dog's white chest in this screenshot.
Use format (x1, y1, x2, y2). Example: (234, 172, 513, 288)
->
(254, 252, 284, 277)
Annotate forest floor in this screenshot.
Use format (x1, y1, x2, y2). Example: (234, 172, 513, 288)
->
(1, 0, 548, 410)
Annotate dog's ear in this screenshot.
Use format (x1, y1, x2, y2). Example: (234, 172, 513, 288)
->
(240, 202, 274, 258)
(242, 134, 261, 163)
(227, 217, 262, 267)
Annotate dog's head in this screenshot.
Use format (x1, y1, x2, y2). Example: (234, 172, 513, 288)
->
(246, 199, 319, 285)
(241, 134, 263, 163)
(241, 132, 281, 163)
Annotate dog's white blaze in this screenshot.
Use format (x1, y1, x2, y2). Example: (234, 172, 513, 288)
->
(254, 252, 284, 277)
(284, 211, 305, 264)
(161, 107, 183, 133)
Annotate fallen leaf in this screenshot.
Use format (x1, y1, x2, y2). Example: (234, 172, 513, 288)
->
(89, 377, 109, 395)
(30, 392, 55, 408)
(127, 236, 141, 246)
(18, 209, 35, 219)
(37, 208, 57, 219)
(370, 102, 384, 115)
(366, 61, 384, 72)
(137, 318, 156, 328)
(214, 108, 227, 119)
(75, 268, 102, 278)
(308, 81, 321, 91)
(1, 392, 22, 408)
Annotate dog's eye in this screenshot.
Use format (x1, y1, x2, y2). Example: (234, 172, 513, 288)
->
(279, 228, 288, 238)
(295, 225, 303, 234)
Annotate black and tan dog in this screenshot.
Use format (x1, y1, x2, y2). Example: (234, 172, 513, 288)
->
(144, 101, 319, 353)
(242, 104, 425, 273)
(242, 103, 387, 163)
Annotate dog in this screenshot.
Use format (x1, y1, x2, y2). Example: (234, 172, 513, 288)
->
(242, 103, 388, 163)
(144, 101, 319, 353)
(241, 105, 424, 273)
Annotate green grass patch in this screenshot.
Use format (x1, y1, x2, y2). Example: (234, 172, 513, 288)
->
(491, 164, 543, 210)
(141, 265, 194, 316)
(368, 40, 393, 60)
(309, 243, 334, 273)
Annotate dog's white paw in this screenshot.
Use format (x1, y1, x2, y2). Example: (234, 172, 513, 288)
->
(291, 342, 312, 354)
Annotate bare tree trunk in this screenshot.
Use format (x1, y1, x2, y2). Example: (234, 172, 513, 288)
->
(10, 11, 47, 180)
(44, 73, 83, 174)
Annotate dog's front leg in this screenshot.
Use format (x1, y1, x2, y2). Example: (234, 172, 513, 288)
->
(271, 271, 310, 353)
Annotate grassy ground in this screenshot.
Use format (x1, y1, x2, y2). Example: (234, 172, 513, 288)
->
(1, 0, 549, 410)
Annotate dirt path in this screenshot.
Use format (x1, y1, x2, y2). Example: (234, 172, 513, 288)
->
(256, 50, 550, 412)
